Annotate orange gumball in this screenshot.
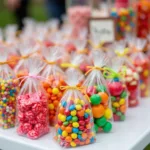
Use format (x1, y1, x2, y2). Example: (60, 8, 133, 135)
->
(92, 104, 105, 118)
(65, 136, 72, 142)
(53, 100, 59, 107)
(77, 110, 84, 117)
(65, 126, 72, 133)
(47, 88, 52, 94)
(120, 104, 126, 113)
(98, 92, 109, 105)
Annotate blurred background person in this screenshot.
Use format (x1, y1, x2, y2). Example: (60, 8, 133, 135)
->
(6, 0, 30, 30)
(45, 0, 66, 25)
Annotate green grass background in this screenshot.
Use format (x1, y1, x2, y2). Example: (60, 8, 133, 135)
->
(0, 0, 150, 149)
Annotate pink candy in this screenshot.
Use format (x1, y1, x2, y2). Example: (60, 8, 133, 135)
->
(17, 92, 49, 139)
(68, 6, 91, 36)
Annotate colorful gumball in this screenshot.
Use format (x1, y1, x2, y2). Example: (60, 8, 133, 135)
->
(105, 59, 128, 121)
(83, 51, 112, 133)
(0, 49, 19, 129)
(55, 70, 95, 148)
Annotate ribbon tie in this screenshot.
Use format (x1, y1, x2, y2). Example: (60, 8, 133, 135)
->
(85, 66, 104, 76)
(115, 48, 129, 57)
(88, 40, 104, 49)
(77, 49, 88, 54)
(103, 67, 126, 79)
(0, 60, 15, 65)
(43, 60, 56, 65)
(61, 63, 78, 69)
(60, 85, 83, 91)
(20, 52, 36, 60)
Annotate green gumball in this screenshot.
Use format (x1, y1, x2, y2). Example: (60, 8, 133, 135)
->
(95, 116, 107, 127)
(103, 122, 112, 132)
(90, 94, 101, 105)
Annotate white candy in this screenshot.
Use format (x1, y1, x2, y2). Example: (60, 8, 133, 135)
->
(136, 66, 143, 72)
(126, 77, 133, 82)
(126, 69, 132, 75)
(130, 81, 137, 86)
(133, 72, 139, 80)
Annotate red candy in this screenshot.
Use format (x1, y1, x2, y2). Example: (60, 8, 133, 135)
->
(108, 82, 123, 96)
(17, 92, 49, 139)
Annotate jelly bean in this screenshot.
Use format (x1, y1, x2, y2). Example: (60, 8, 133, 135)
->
(65, 126, 72, 133)
(72, 122, 79, 128)
(71, 133, 77, 139)
(62, 131, 68, 137)
(72, 116, 78, 122)
(66, 136, 72, 142)
(71, 110, 77, 116)
(72, 128, 79, 133)
(104, 108, 112, 119)
(69, 105, 75, 111)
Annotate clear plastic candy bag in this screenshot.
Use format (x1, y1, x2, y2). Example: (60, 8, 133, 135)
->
(83, 51, 113, 133)
(114, 42, 140, 107)
(61, 54, 85, 85)
(73, 39, 91, 73)
(41, 46, 66, 126)
(0, 47, 19, 129)
(130, 38, 150, 97)
(17, 58, 49, 139)
(54, 70, 96, 148)
(14, 39, 39, 82)
(104, 59, 128, 121)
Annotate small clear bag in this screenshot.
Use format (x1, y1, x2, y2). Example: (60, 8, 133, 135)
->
(14, 39, 39, 81)
(114, 41, 140, 107)
(54, 70, 96, 148)
(17, 58, 49, 139)
(104, 58, 128, 121)
(130, 38, 150, 97)
(83, 51, 113, 133)
(41, 46, 66, 126)
(0, 47, 19, 129)
(73, 39, 91, 73)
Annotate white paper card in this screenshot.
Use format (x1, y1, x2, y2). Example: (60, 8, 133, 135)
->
(90, 19, 115, 42)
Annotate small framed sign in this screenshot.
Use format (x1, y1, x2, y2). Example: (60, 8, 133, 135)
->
(89, 17, 116, 42)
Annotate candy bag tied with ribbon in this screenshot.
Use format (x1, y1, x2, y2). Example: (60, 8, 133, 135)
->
(130, 38, 150, 97)
(17, 58, 49, 139)
(114, 42, 140, 107)
(54, 70, 96, 148)
(83, 51, 113, 133)
(14, 39, 39, 79)
(0, 47, 19, 129)
(103, 59, 128, 121)
(41, 46, 66, 126)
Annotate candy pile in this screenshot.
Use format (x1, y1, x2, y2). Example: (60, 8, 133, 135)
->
(68, 6, 91, 36)
(108, 78, 127, 121)
(55, 99, 95, 147)
(136, 0, 150, 38)
(43, 74, 66, 125)
(111, 8, 135, 40)
(123, 67, 140, 107)
(0, 76, 19, 129)
(17, 92, 49, 139)
(132, 56, 150, 97)
(87, 85, 112, 133)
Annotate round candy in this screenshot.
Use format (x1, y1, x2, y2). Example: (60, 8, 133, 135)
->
(103, 122, 112, 132)
(104, 108, 112, 119)
(72, 122, 79, 128)
(71, 133, 77, 139)
(109, 82, 123, 96)
(95, 116, 107, 127)
(92, 104, 105, 118)
(98, 92, 109, 105)
(62, 131, 68, 137)
(90, 94, 101, 105)
(52, 88, 59, 95)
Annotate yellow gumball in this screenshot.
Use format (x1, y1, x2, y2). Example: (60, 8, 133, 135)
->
(113, 102, 120, 108)
(52, 88, 59, 95)
(72, 122, 79, 128)
(104, 108, 112, 119)
(62, 131, 68, 137)
(71, 133, 77, 139)
(75, 104, 82, 110)
(60, 115, 66, 122)
(119, 99, 125, 105)
(49, 104, 54, 110)
(71, 141, 76, 147)
(71, 110, 76, 116)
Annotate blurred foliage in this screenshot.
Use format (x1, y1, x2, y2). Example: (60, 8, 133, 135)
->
(0, 0, 48, 28)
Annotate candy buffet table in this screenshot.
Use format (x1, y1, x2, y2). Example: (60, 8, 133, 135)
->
(0, 98, 150, 150)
